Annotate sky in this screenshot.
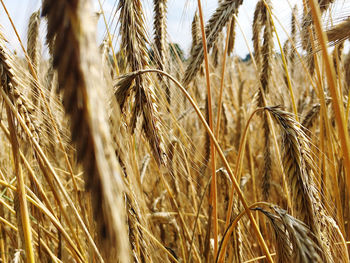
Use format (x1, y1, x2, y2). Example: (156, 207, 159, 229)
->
(0, 0, 349, 58)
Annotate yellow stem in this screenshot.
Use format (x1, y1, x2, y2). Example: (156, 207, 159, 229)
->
(215, 18, 232, 138)
(5, 106, 35, 263)
(196, 0, 218, 257)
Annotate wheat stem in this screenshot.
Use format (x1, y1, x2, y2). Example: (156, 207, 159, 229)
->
(196, 0, 219, 257)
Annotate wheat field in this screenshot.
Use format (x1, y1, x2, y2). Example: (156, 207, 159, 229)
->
(0, 0, 349, 262)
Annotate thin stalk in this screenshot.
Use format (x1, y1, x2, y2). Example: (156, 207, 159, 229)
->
(223, 108, 262, 242)
(213, 21, 231, 260)
(346, 87, 350, 120)
(0, 119, 86, 258)
(0, 224, 5, 263)
(188, 175, 212, 263)
(196, 0, 218, 257)
(215, 18, 232, 138)
(5, 107, 35, 263)
(243, 254, 277, 263)
(0, 122, 56, 216)
(155, 166, 202, 262)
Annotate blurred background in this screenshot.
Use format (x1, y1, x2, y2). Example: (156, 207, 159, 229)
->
(0, 0, 349, 58)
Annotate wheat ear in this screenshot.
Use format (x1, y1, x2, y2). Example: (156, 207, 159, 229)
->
(254, 0, 274, 199)
(301, 4, 315, 75)
(42, 1, 130, 261)
(265, 107, 316, 227)
(27, 10, 41, 107)
(153, 0, 171, 105)
(255, 207, 293, 263)
(189, 11, 204, 79)
(319, 0, 335, 12)
(256, 206, 324, 262)
(190, 11, 200, 58)
(227, 16, 237, 55)
(252, 0, 264, 68)
(344, 52, 350, 95)
(289, 5, 297, 76)
(153, 0, 168, 71)
(182, 0, 244, 86)
(0, 35, 39, 143)
(333, 42, 344, 76)
(117, 0, 165, 166)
